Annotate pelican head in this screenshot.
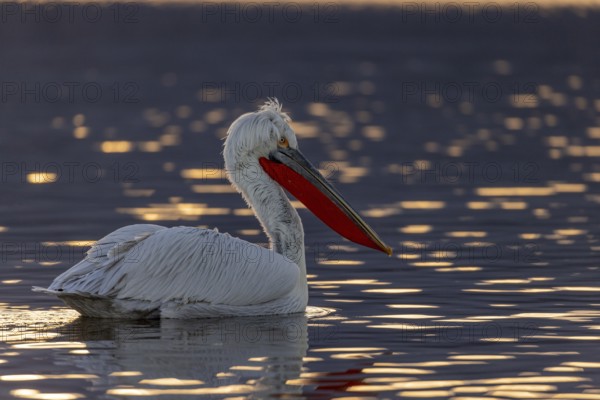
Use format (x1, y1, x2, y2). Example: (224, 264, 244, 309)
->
(224, 99, 392, 256)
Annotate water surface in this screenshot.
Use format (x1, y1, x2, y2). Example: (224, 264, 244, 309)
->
(1, 2, 600, 399)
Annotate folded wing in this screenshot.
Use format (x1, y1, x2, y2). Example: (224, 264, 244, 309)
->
(43, 225, 299, 307)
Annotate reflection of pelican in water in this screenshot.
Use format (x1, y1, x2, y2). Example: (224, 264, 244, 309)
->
(35, 100, 390, 318)
(50, 313, 310, 398)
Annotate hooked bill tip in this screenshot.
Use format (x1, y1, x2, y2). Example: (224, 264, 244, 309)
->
(384, 245, 393, 257)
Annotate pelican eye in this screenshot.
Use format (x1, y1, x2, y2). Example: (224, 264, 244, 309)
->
(278, 137, 289, 148)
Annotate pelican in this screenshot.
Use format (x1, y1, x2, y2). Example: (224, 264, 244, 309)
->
(34, 100, 391, 319)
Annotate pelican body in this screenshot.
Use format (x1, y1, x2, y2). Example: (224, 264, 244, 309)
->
(34, 100, 391, 319)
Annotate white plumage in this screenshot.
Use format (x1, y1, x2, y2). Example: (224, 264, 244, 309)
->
(35, 99, 389, 318)
(36, 224, 301, 318)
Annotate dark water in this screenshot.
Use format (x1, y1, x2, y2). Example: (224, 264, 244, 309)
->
(1, 2, 600, 399)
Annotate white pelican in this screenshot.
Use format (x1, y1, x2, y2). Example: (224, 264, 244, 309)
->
(34, 100, 391, 319)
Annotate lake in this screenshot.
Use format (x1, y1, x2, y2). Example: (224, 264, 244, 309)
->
(1, 2, 599, 399)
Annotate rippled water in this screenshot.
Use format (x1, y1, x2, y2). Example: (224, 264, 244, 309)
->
(1, 2, 600, 399)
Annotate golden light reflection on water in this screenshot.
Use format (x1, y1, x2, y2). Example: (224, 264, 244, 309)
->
(41, 241, 93, 247)
(236, 229, 261, 236)
(366, 323, 459, 331)
(501, 201, 528, 210)
(397, 254, 421, 260)
(467, 201, 494, 210)
(109, 372, 143, 377)
(465, 287, 600, 296)
(99, 140, 134, 153)
(292, 121, 320, 138)
(233, 208, 255, 216)
(436, 266, 482, 272)
(387, 304, 439, 309)
(362, 288, 422, 294)
(0, 374, 98, 381)
(13, 342, 87, 350)
(312, 347, 387, 353)
(464, 201, 531, 211)
(2, 279, 22, 284)
(318, 260, 366, 266)
(352, 375, 594, 398)
(191, 184, 236, 193)
(552, 183, 587, 193)
(0, 309, 80, 343)
(464, 288, 556, 294)
(446, 231, 487, 238)
(566, 145, 600, 157)
(367, 314, 443, 319)
(137, 141, 162, 153)
(411, 261, 454, 267)
(107, 385, 253, 396)
(400, 225, 432, 234)
(562, 362, 600, 368)
(449, 355, 514, 361)
(180, 168, 227, 180)
(117, 202, 230, 221)
(309, 279, 382, 285)
(361, 207, 401, 218)
(362, 368, 434, 375)
(26, 173, 58, 184)
(138, 378, 205, 386)
(554, 229, 587, 236)
(399, 201, 446, 209)
(10, 389, 85, 399)
(554, 286, 600, 292)
(476, 187, 555, 196)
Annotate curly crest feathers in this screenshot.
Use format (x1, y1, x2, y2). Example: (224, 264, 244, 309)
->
(260, 98, 290, 121)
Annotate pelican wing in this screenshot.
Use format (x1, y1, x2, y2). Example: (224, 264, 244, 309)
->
(46, 224, 166, 293)
(45, 225, 299, 307)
